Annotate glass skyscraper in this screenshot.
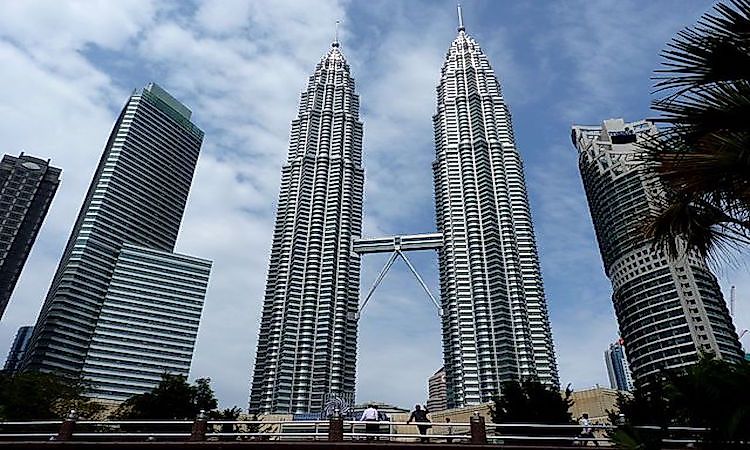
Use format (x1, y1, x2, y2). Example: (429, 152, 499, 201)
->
(432, 20, 558, 407)
(0, 153, 60, 319)
(3, 325, 34, 373)
(249, 40, 364, 414)
(23, 83, 212, 401)
(573, 118, 743, 383)
(604, 340, 634, 391)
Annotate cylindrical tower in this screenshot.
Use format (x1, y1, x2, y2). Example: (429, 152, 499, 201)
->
(572, 118, 743, 382)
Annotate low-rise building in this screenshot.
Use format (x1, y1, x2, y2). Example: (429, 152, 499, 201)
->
(568, 386, 626, 423)
(427, 367, 448, 413)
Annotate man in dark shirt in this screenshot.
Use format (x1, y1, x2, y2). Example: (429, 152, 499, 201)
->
(407, 404, 431, 443)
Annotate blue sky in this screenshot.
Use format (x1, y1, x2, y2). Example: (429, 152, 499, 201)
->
(1, 0, 747, 410)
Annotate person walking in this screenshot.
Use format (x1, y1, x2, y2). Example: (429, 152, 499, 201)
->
(444, 417, 453, 443)
(407, 404, 431, 443)
(360, 404, 379, 440)
(578, 413, 599, 447)
(377, 409, 391, 439)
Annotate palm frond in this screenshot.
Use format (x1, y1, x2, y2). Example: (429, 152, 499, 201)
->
(640, 130, 750, 208)
(654, 0, 750, 94)
(643, 194, 750, 260)
(652, 81, 750, 134)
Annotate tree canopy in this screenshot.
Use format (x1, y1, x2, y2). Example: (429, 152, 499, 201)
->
(611, 356, 750, 449)
(113, 373, 219, 420)
(490, 379, 573, 424)
(0, 371, 101, 421)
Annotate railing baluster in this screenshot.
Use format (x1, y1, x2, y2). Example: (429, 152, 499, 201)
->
(189, 409, 208, 441)
(56, 409, 78, 441)
(328, 409, 344, 442)
(469, 412, 487, 445)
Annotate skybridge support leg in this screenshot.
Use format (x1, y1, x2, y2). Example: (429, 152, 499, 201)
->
(356, 250, 399, 320)
(398, 250, 443, 317)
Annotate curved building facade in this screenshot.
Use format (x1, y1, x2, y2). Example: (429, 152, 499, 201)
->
(249, 41, 364, 414)
(432, 25, 558, 407)
(572, 118, 743, 382)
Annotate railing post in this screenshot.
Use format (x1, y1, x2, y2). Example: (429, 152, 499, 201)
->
(56, 409, 78, 441)
(190, 409, 208, 441)
(469, 412, 487, 445)
(328, 408, 344, 442)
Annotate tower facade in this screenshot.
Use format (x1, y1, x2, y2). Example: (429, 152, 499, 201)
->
(249, 42, 364, 414)
(573, 118, 743, 382)
(427, 367, 448, 413)
(432, 24, 558, 407)
(23, 83, 211, 400)
(604, 340, 634, 391)
(3, 325, 34, 373)
(0, 153, 60, 318)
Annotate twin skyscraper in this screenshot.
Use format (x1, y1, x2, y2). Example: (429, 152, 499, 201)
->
(249, 16, 558, 414)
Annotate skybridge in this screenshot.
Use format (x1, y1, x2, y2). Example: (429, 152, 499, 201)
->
(352, 233, 443, 320)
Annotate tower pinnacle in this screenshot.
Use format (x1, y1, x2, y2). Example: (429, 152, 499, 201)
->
(457, 3, 465, 32)
(332, 20, 340, 48)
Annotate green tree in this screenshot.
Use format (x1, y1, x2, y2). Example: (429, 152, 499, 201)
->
(607, 383, 669, 450)
(211, 406, 243, 439)
(490, 380, 575, 445)
(490, 379, 573, 424)
(114, 374, 218, 420)
(0, 371, 102, 421)
(666, 356, 750, 447)
(611, 356, 750, 449)
(194, 377, 219, 413)
(642, 0, 750, 259)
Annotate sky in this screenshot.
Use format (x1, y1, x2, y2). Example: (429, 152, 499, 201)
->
(1, 0, 748, 411)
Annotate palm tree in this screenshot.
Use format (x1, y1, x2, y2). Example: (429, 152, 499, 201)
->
(611, 356, 750, 449)
(642, 0, 750, 260)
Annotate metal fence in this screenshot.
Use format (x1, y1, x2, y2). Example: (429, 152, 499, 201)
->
(0, 410, 711, 447)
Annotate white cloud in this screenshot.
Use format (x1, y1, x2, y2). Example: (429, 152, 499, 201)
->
(0, 0, 156, 52)
(0, 40, 121, 325)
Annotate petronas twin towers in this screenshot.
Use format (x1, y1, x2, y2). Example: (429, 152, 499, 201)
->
(250, 16, 557, 414)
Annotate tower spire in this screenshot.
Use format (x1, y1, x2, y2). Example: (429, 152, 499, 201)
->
(332, 20, 340, 47)
(457, 3, 465, 32)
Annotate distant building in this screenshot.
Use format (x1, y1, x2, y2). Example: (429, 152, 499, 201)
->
(572, 118, 743, 383)
(81, 244, 211, 401)
(569, 386, 624, 423)
(0, 153, 60, 318)
(352, 401, 410, 417)
(604, 340, 634, 391)
(427, 367, 447, 412)
(429, 402, 492, 434)
(23, 83, 211, 402)
(3, 326, 33, 373)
